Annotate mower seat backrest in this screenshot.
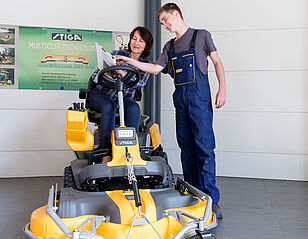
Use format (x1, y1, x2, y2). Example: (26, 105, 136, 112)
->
(87, 108, 101, 125)
(79, 88, 102, 125)
(87, 107, 121, 127)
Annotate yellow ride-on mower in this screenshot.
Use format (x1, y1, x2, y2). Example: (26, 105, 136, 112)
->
(24, 65, 217, 239)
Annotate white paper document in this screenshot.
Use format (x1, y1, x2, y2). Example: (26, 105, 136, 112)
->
(95, 42, 116, 69)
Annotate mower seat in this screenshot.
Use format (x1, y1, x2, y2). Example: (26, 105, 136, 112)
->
(87, 108, 101, 125)
(79, 87, 102, 125)
(79, 86, 142, 126)
(87, 107, 121, 129)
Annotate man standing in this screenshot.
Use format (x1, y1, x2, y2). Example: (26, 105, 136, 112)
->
(116, 2, 226, 219)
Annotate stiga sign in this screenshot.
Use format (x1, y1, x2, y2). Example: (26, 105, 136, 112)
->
(52, 33, 82, 41)
(18, 26, 112, 90)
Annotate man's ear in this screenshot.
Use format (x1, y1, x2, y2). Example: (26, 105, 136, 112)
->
(173, 10, 182, 20)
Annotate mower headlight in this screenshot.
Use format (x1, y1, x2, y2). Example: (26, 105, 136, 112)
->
(117, 129, 134, 138)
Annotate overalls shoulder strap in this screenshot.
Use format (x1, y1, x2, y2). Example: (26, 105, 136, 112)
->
(169, 29, 198, 55)
(161, 37, 175, 74)
(189, 29, 198, 49)
(169, 37, 176, 54)
(169, 29, 198, 52)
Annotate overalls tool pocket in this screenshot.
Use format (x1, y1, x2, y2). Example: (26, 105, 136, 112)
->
(171, 52, 195, 86)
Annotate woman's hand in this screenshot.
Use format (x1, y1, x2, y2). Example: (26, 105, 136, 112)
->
(116, 55, 131, 65)
(98, 67, 107, 76)
(99, 66, 126, 78)
(116, 70, 126, 78)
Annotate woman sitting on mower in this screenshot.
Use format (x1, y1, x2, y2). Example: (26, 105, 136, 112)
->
(89, 26, 153, 163)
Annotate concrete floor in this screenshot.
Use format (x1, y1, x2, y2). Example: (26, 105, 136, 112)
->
(1, 176, 308, 239)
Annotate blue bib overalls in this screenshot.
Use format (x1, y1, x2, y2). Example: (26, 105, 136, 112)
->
(168, 30, 220, 204)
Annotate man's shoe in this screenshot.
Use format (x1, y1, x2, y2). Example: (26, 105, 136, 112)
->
(212, 204, 223, 220)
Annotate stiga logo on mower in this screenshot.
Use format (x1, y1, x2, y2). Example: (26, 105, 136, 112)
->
(119, 141, 135, 145)
(52, 33, 82, 41)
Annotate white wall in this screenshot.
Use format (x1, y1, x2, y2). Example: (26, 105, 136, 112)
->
(0, 0, 144, 177)
(1, 0, 307, 181)
(160, 0, 308, 180)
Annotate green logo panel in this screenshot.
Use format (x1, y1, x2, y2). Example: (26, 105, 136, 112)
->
(18, 26, 112, 90)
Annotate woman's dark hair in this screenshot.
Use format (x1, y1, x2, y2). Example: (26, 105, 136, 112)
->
(128, 26, 153, 58)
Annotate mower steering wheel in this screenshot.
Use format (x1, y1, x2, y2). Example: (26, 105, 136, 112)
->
(97, 65, 140, 89)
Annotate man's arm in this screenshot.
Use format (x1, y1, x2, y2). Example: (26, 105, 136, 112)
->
(116, 55, 164, 75)
(210, 51, 226, 108)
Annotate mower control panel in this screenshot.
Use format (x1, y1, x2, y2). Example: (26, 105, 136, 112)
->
(114, 127, 137, 146)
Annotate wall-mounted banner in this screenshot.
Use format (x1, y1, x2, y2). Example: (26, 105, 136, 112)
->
(18, 27, 112, 90)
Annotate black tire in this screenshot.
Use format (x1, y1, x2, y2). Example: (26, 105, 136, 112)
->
(63, 166, 76, 189)
(156, 151, 168, 164)
(150, 145, 169, 164)
(158, 151, 174, 184)
(150, 147, 174, 185)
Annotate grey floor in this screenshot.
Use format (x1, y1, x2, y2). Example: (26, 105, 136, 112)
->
(1, 176, 308, 239)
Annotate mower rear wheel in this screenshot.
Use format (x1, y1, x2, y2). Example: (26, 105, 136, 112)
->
(64, 166, 76, 189)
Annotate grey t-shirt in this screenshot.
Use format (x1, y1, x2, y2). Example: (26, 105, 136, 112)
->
(155, 28, 217, 75)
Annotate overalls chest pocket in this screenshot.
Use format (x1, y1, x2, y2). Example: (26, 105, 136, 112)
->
(171, 53, 195, 86)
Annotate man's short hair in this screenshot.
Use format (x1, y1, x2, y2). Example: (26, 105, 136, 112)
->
(156, 2, 183, 20)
